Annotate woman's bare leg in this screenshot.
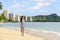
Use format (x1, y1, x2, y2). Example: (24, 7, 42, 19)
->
(21, 27, 24, 36)
(21, 30, 24, 36)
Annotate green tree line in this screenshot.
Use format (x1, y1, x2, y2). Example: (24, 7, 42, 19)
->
(32, 14, 60, 22)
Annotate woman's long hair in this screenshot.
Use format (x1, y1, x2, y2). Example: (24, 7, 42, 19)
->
(20, 16, 23, 23)
(20, 16, 25, 23)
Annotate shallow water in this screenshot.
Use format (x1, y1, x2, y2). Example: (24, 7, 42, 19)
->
(0, 22, 60, 32)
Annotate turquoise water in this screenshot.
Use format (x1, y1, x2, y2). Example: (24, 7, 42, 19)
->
(0, 22, 60, 32)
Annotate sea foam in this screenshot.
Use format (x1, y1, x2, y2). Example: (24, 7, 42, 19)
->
(25, 28, 60, 40)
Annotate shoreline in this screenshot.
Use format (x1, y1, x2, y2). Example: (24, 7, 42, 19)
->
(24, 29, 60, 40)
(0, 28, 44, 40)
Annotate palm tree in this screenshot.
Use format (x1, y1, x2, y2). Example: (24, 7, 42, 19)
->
(0, 2, 2, 22)
(0, 2, 2, 10)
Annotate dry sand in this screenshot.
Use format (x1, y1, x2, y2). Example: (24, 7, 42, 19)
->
(0, 28, 44, 40)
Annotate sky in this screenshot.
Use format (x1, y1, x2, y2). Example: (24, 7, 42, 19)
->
(0, 0, 60, 16)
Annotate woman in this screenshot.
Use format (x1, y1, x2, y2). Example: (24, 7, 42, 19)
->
(20, 16, 25, 36)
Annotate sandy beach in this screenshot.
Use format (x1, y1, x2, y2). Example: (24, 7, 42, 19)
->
(0, 28, 44, 40)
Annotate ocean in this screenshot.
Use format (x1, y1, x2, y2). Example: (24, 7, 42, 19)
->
(0, 22, 60, 32)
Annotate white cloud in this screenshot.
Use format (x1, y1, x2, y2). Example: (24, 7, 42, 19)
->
(7, 0, 56, 14)
(31, 0, 56, 9)
(9, 1, 29, 9)
(30, 0, 56, 2)
(9, 1, 29, 10)
(22, 1, 28, 4)
(9, 1, 21, 9)
(40, 10, 48, 13)
(22, 1, 29, 7)
(56, 7, 60, 12)
(8, 1, 29, 13)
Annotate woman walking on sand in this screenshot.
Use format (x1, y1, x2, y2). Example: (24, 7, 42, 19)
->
(20, 16, 25, 36)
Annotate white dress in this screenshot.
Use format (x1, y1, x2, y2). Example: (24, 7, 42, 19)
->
(21, 19, 25, 30)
